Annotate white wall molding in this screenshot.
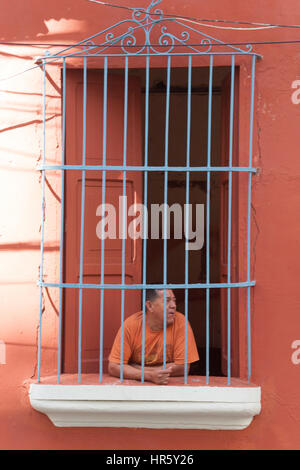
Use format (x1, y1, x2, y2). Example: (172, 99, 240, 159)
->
(29, 384, 261, 430)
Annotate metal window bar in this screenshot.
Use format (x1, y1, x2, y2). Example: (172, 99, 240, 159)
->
(206, 54, 213, 384)
(120, 56, 129, 383)
(141, 55, 150, 383)
(99, 55, 108, 383)
(226, 55, 235, 385)
(163, 55, 171, 370)
(39, 281, 256, 289)
(184, 54, 192, 384)
(57, 59, 66, 384)
(77, 57, 88, 383)
(36, 1, 258, 385)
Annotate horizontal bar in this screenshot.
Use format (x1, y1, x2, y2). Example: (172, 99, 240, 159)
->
(42, 43, 260, 51)
(43, 52, 261, 60)
(144, 85, 221, 94)
(38, 281, 256, 289)
(37, 164, 257, 173)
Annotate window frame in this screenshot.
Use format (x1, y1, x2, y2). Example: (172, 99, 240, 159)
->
(31, 2, 261, 429)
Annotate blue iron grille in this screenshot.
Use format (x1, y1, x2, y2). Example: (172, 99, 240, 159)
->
(37, 1, 258, 386)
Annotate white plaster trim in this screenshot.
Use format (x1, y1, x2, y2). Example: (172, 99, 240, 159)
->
(29, 384, 261, 430)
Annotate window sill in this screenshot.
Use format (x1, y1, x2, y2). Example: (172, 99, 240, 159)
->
(29, 375, 261, 430)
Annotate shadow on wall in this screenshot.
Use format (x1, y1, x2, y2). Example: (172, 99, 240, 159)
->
(0, 0, 121, 41)
(0, 242, 59, 251)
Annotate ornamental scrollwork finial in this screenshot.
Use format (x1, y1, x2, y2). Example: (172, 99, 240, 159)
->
(147, 0, 163, 11)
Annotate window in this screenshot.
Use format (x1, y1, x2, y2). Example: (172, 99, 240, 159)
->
(30, 1, 261, 429)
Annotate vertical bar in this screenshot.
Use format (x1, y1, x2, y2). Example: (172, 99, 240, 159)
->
(120, 56, 129, 382)
(78, 57, 87, 383)
(247, 55, 256, 383)
(227, 55, 235, 385)
(57, 58, 66, 383)
(163, 55, 171, 369)
(141, 55, 150, 383)
(37, 58, 46, 383)
(206, 54, 213, 384)
(99, 56, 108, 383)
(184, 55, 192, 384)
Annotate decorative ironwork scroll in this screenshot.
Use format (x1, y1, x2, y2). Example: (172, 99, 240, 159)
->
(43, 0, 257, 61)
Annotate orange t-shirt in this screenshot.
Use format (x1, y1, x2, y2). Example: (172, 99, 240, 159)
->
(109, 311, 199, 366)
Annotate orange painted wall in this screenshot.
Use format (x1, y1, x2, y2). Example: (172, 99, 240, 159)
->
(1, 0, 300, 450)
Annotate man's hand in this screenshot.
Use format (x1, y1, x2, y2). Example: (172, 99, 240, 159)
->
(129, 363, 173, 384)
(148, 366, 173, 385)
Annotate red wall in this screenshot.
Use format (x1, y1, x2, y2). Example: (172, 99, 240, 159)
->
(1, 0, 300, 450)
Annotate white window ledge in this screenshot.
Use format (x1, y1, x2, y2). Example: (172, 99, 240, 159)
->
(29, 382, 261, 430)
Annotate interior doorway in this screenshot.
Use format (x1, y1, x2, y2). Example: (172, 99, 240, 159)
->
(137, 66, 232, 376)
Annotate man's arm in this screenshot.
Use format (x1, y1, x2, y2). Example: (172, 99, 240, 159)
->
(108, 361, 173, 385)
(130, 362, 190, 377)
(168, 363, 190, 376)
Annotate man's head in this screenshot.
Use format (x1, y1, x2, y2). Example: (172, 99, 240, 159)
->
(145, 287, 177, 330)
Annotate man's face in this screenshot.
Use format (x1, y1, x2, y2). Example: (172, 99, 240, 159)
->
(147, 289, 177, 329)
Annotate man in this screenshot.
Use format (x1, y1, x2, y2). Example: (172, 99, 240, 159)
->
(108, 287, 199, 385)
